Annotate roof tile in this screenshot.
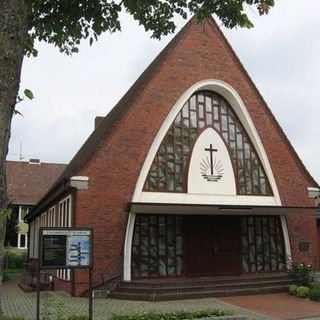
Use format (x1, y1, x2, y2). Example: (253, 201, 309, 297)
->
(6, 161, 67, 205)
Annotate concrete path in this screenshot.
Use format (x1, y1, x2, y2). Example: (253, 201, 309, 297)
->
(222, 293, 320, 320)
(1, 274, 270, 320)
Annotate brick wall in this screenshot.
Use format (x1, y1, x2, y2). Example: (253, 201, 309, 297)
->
(50, 272, 72, 294)
(48, 18, 318, 295)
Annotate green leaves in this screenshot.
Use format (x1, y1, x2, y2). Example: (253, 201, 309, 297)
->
(26, 0, 122, 55)
(111, 309, 233, 320)
(24, 89, 34, 100)
(14, 89, 34, 116)
(0, 208, 12, 219)
(24, 0, 275, 55)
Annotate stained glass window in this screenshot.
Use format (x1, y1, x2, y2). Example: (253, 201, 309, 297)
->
(132, 215, 285, 278)
(143, 90, 272, 195)
(132, 215, 184, 278)
(241, 216, 285, 272)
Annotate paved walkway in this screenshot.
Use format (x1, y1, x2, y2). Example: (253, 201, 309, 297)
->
(222, 294, 320, 320)
(1, 274, 270, 320)
(6, 274, 320, 320)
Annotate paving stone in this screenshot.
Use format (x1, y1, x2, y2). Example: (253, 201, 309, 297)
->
(222, 293, 320, 320)
(1, 274, 272, 320)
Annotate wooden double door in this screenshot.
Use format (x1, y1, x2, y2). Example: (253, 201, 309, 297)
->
(185, 215, 241, 277)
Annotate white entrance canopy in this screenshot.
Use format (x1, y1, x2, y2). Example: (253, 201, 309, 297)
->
(128, 202, 317, 216)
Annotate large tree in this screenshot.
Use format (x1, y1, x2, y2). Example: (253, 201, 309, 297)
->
(0, 0, 274, 294)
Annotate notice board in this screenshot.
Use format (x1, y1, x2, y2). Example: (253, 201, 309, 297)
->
(40, 228, 92, 269)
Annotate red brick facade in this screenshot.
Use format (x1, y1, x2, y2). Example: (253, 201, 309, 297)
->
(27, 17, 319, 296)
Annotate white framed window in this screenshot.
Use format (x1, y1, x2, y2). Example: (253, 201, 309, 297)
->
(57, 195, 72, 281)
(58, 196, 71, 227)
(18, 233, 28, 249)
(19, 206, 30, 222)
(48, 206, 55, 227)
(40, 212, 47, 227)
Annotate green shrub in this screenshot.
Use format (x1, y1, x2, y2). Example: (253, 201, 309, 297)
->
(111, 309, 233, 320)
(2, 317, 27, 320)
(289, 284, 298, 295)
(296, 286, 310, 298)
(4, 249, 27, 270)
(307, 282, 317, 289)
(310, 286, 320, 301)
(287, 261, 314, 287)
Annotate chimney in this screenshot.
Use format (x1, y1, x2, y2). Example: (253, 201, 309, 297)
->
(95, 116, 104, 129)
(29, 158, 40, 164)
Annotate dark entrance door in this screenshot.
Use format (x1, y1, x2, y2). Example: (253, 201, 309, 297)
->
(185, 215, 241, 277)
(185, 216, 213, 276)
(212, 216, 241, 275)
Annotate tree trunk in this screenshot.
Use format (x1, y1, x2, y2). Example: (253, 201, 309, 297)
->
(0, 0, 30, 313)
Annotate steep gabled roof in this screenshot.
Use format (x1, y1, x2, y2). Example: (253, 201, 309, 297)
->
(62, 17, 320, 189)
(6, 160, 66, 205)
(27, 16, 319, 221)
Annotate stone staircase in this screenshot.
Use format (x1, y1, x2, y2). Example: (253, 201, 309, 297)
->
(107, 273, 294, 301)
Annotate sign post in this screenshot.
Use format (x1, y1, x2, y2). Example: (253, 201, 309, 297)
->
(37, 227, 93, 320)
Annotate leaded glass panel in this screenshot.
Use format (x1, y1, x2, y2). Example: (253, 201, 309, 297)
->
(143, 90, 272, 195)
(132, 215, 184, 278)
(241, 216, 285, 272)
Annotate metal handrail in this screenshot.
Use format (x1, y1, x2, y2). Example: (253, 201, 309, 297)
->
(101, 273, 123, 296)
(100, 255, 124, 297)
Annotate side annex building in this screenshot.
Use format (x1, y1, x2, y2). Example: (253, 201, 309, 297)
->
(25, 17, 320, 298)
(6, 160, 66, 249)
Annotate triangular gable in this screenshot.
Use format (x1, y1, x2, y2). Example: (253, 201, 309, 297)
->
(28, 16, 318, 220)
(129, 17, 318, 206)
(58, 16, 319, 190)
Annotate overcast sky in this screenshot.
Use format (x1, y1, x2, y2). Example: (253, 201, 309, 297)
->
(7, 0, 320, 184)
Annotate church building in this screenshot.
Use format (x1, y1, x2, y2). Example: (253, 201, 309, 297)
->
(25, 17, 319, 298)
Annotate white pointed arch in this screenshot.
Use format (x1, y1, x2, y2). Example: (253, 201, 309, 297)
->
(123, 79, 288, 281)
(133, 79, 281, 204)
